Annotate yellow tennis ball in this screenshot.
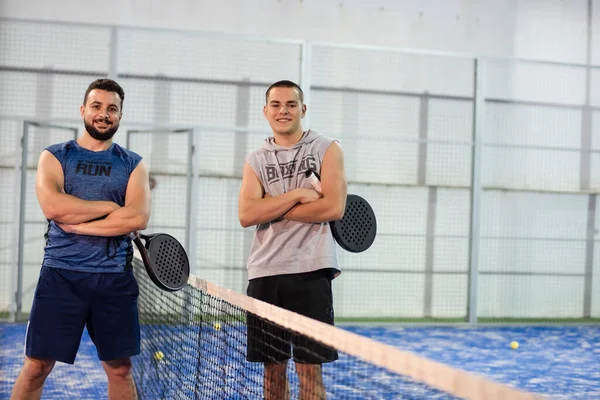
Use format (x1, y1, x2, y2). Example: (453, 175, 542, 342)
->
(153, 351, 164, 361)
(510, 341, 519, 350)
(214, 322, 221, 331)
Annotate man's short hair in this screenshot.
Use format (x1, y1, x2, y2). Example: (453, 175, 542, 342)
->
(265, 80, 304, 104)
(83, 79, 125, 110)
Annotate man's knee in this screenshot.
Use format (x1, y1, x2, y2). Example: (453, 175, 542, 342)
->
(103, 358, 133, 380)
(295, 363, 323, 383)
(265, 361, 288, 374)
(295, 363, 321, 373)
(22, 357, 55, 381)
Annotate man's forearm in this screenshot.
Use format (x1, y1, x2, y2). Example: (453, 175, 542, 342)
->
(44, 192, 119, 224)
(284, 197, 345, 223)
(239, 191, 301, 227)
(69, 206, 148, 237)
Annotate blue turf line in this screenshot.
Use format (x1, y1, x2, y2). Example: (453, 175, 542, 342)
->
(1, 323, 598, 399)
(344, 325, 600, 399)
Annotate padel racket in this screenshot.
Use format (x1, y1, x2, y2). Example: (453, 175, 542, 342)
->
(306, 170, 377, 253)
(130, 232, 190, 292)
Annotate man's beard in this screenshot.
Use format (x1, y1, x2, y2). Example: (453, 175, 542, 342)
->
(84, 119, 119, 141)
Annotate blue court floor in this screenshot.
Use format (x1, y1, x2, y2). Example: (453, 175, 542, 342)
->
(1, 323, 599, 399)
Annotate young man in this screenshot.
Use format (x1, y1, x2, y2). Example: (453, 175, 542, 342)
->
(11, 79, 151, 400)
(238, 80, 347, 399)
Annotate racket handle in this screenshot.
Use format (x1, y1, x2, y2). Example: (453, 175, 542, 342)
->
(306, 171, 322, 194)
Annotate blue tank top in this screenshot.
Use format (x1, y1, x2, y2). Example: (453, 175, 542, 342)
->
(42, 140, 142, 273)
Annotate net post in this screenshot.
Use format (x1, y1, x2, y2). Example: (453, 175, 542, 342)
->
(467, 57, 485, 325)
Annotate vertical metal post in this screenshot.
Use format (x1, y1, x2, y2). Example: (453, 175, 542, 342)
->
(300, 42, 313, 128)
(235, 80, 252, 288)
(35, 68, 53, 157)
(584, 0, 592, 107)
(9, 130, 24, 321)
(153, 76, 171, 174)
(15, 121, 31, 322)
(417, 92, 430, 185)
(581, 0, 595, 318)
(185, 129, 196, 266)
(580, 110, 592, 190)
(423, 186, 437, 318)
(584, 194, 596, 318)
(580, 0, 593, 191)
(108, 25, 119, 79)
(341, 92, 359, 182)
(235, 80, 250, 175)
(467, 58, 485, 325)
(421, 91, 434, 318)
(180, 129, 197, 322)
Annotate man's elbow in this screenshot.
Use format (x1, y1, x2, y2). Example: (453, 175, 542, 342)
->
(238, 204, 257, 228)
(239, 213, 254, 228)
(133, 213, 150, 231)
(331, 207, 345, 221)
(330, 200, 346, 221)
(40, 198, 75, 224)
(42, 205, 63, 222)
(43, 209, 57, 221)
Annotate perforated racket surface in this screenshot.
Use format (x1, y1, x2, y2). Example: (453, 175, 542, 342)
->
(305, 170, 377, 253)
(132, 233, 190, 292)
(331, 194, 377, 253)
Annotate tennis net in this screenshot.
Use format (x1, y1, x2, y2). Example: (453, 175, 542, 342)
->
(130, 257, 540, 400)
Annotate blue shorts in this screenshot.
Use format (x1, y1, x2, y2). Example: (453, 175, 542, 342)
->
(26, 265, 140, 364)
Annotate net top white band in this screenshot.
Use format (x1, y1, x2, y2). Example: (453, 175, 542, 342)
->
(189, 274, 542, 400)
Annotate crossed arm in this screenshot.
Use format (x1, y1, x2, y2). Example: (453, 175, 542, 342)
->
(283, 142, 347, 223)
(36, 150, 151, 237)
(238, 142, 347, 227)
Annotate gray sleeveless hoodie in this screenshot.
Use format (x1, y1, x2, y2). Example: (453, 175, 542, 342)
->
(245, 129, 341, 280)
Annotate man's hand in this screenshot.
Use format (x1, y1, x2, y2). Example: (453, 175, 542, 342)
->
(57, 222, 76, 234)
(295, 188, 322, 204)
(282, 189, 322, 221)
(263, 189, 321, 223)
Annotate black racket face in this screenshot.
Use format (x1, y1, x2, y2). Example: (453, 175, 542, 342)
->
(145, 234, 190, 292)
(330, 194, 377, 253)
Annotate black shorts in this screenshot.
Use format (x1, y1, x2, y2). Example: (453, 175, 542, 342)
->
(246, 269, 338, 364)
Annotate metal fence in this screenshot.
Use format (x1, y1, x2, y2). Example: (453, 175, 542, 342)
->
(1, 18, 600, 323)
